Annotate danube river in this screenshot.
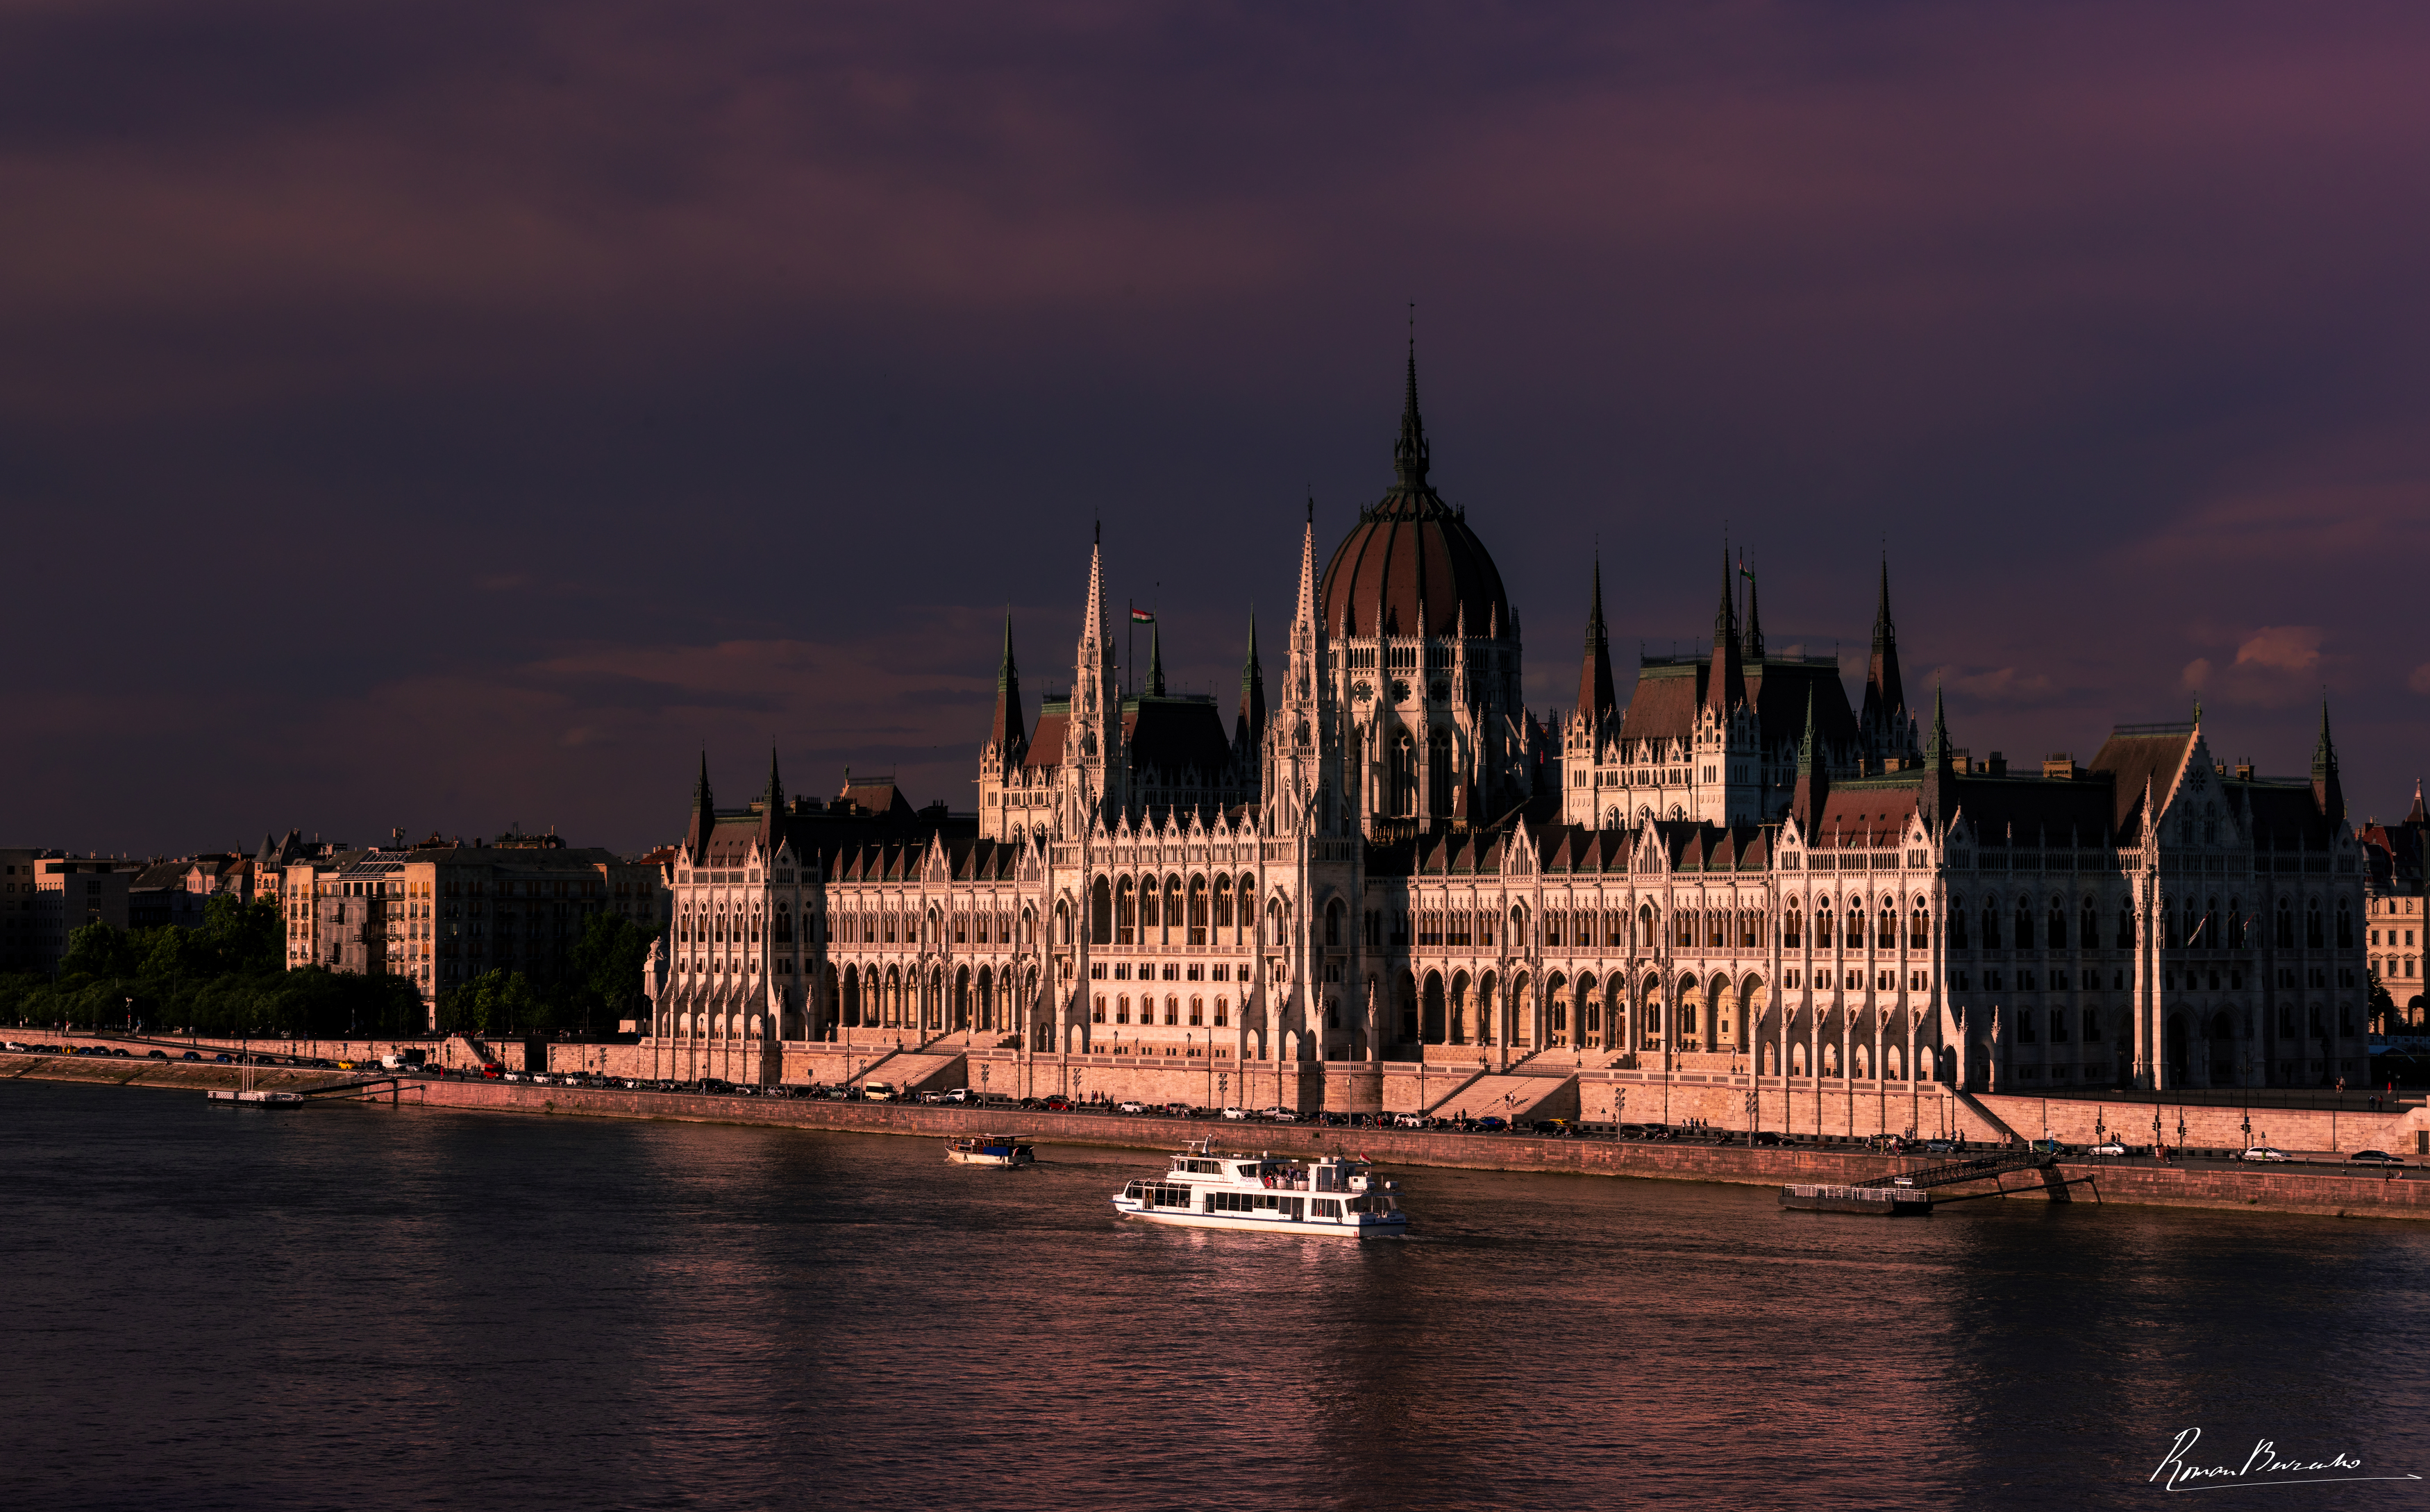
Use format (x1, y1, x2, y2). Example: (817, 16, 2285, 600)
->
(6, 1080, 2428, 1509)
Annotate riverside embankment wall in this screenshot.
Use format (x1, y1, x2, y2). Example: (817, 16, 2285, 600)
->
(10, 1050, 2429, 1223)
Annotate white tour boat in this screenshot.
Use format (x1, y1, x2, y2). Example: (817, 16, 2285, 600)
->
(946, 1134, 1034, 1168)
(1112, 1141, 1407, 1236)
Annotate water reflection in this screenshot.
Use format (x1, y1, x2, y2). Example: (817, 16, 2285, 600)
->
(5, 1081, 2428, 1511)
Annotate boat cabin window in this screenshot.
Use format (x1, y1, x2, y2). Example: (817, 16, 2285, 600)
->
(1235, 1165, 1259, 1177)
(1176, 1159, 1224, 1175)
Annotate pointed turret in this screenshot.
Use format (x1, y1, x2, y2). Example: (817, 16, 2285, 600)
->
(1235, 611, 1267, 753)
(1740, 557, 1765, 660)
(1861, 557, 1909, 750)
(1704, 548, 1745, 714)
(2312, 700, 2345, 829)
(1146, 619, 1166, 697)
(1919, 682, 1954, 828)
(1391, 339, 1431, 492)
(1791, 684, 1827, 832)
(2406, 779, 2427, 828)
(759, 746, 785, 844)
(989, 613, 1026, 755)
(685, 752, 715, 861)
(1575, 558, 1617, 733)
(1066, 537, 1123, 828)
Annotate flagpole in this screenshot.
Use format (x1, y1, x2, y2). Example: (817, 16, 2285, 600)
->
(1127, 598, 1134, 700)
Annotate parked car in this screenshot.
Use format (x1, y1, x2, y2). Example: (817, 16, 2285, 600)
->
(1531, 1118, 1571, 1137)
(181, 1050, 200, 1061)
(861, 1082, 896, 1102)
(1220, 1106, 1250, 1120)
(1041, 1095, 1073, 1111)
(2240, 1146, 2290, 1162)
(1116, 1100, 1148, 1115)
(1922, 1139, 1955, 1154)
(1749, 1130, 1782, 1147)
(1392, 1112, 1429, 1129)
(2349, 1149, 2402, 1165)
(146, 1049, 167, 1059)
(1475, 1116, 1509, 1132)
(1261, 1106, 1300, 1123)
(942, 1088, 973, 1104)
(916, 1090, 945, 1104)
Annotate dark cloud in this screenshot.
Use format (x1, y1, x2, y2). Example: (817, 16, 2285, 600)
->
(5, 0, 2429, 852)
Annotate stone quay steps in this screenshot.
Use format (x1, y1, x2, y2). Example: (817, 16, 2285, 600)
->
(1430, 1071, 1581, 1123)
(857, 1050, 968, 1095)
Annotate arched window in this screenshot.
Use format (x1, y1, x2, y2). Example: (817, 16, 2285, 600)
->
(1268, 897, 1285, 947)
(1877, 898, 1896, 949)
(1391, 734, 1416, 817)
(1164, 995, 1180, 1027)
(1165, 876, 1183, 944)
(1784, 901, 1803, 949)
(1115, 994, 1129, 1025)
(2307, 900, 2324, 949)
(1138, 877, 1158, 934)
(2337, 900, 2354, 949)
(1090, 878, 1111, 945)
(1212, 875, 1233, 934)
(1950, 896, 1969, 950)
(1816, 898, 1834, 949)
(1190, 996, 1204, 1026)
(1115, 877, 1137, 946)
(1325, 900, 1343, 948)
(1910, 898, 1930, 950)
(1055, 898, 1071, 947)
(1428, 728, 1454, 818)
(1188, 877, 1209, 947)
(2047, 901, 2066, 950)
(1849, 900, 1866, 951)
(1982, 901, 2001, 950)
(2277, 900, 2293, 948)
(2013, 902, 2034, 950)
(2118, 905, 2135, 949)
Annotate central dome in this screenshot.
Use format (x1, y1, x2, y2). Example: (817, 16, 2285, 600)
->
(1318, 354, 1513, 640)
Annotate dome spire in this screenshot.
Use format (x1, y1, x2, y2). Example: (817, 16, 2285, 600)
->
(1392, 311, 1431, 493)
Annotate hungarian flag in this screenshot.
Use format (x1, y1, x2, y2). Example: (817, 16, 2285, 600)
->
(1131, 609, 1155, 623)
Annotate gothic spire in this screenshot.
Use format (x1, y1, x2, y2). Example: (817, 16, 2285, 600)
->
(1740, 555, 1765, 660)
(1146, 619, 1166, 697)
(1237, 610, 1266, 752)
(1862, 555, 1907, 736)
(1576, 557, 1617, 732)
(1927, 680, 1951, 769)
(989, 612, 1027, 755)
(2312, 698, 2344, 828)
(764, 745, 783, 808)
(1705, 546, 1745, 714)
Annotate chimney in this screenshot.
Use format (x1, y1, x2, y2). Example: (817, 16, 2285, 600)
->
(1986, 751, 2007, 778)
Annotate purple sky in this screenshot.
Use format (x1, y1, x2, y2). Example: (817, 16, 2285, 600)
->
(6, 1, 2428, 857)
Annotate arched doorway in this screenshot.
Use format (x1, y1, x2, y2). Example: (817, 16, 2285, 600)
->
(1422, 972, 1446, 1043)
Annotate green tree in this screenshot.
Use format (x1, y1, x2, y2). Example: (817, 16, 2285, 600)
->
(568, 914, 660, 1033)
(60, 921, 138, 980)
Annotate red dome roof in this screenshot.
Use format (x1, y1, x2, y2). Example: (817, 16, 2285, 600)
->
(1317, 355, 1512, 640)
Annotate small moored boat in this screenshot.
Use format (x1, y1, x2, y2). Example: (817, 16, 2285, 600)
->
(1113, 1140, 1407, 1237)
(946, 1134, 1034, 1167)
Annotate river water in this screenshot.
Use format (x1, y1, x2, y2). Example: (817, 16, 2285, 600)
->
(6, 1079, 2429, 1510)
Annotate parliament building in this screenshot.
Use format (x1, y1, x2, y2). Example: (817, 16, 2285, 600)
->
(641, 354, 2369, 1118)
